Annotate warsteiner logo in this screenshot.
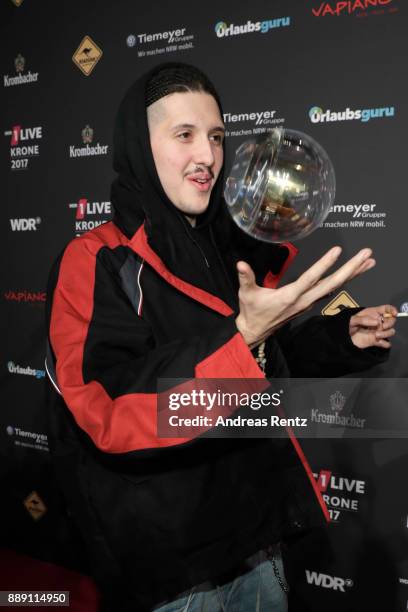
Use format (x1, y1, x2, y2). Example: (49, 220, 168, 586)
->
(72, 36, 103, 76)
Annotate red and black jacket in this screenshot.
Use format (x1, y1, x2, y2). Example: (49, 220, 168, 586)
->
(45, 63, 388, 610)
(45, 216, 386, 612)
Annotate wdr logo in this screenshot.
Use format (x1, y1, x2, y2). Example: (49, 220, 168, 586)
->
(306, 570, 353, 592)
(9, 217, 41, 231)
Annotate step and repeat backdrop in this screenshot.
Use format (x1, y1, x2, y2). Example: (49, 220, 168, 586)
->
(1, 0, 407, 609)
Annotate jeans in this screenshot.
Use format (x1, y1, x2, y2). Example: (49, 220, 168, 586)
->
(153, 547, 288, 612)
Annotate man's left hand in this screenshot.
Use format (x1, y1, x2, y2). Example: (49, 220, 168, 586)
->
(349, 305, 398, 349)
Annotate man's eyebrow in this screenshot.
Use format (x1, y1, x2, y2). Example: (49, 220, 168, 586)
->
(171, 123, 225, 132)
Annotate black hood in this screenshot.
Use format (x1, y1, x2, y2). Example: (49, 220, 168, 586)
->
(110, 62, 226, 261)
(110, 62, 291, 300)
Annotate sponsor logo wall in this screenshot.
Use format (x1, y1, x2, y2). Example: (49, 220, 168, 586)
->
(1, 0, 406, 609)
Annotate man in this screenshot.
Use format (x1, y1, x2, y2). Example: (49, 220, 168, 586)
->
(45, 62, 396, 611)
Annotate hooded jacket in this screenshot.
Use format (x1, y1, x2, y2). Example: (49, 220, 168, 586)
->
(45, 63, 387, 611)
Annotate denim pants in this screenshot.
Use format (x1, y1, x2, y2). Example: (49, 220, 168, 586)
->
(153, 547, 288, 612)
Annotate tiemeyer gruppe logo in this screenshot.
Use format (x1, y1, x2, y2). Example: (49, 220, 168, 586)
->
(223, 109, 285, 138)
(313, 468, 366, 522)
(69, 197, 112, 235)
(7, 361, 45, 379)
(127, 26, 194, 58)
(311, 0, 396, 17)
(215, 16, 290, 38)
(4, 124, 43, 170)
(3, 53, 39, 88)
(6, 425, 48, 452)
(69, 125, 109, 158)
(309, 105, 395, 124)
(321, 202, 387, 230)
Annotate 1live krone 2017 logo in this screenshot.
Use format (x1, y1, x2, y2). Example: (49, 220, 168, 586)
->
(4, 124, 42, 170)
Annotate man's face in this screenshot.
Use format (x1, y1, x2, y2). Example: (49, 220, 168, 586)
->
(148, 91, 225, 220)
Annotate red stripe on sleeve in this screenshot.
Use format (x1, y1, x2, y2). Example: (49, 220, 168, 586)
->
(49, 230, 191, 453)
(263, 242, 299, 289)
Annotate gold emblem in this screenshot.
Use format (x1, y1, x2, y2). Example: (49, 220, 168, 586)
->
(15, 53, 25, 73)
(72, 36, 103, 76)
(81, 125, 94, 144)
(321, 290, 359, 316)
(11, 0, 24, 6)
(24, 491, 47, 521)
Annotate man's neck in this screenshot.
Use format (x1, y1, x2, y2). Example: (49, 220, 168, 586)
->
(184, 214, 196, 227)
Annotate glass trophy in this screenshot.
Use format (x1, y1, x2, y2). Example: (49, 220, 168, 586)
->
(224, 127, 335, 243)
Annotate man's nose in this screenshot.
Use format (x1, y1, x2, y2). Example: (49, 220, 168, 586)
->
(192, 135, 215, 168)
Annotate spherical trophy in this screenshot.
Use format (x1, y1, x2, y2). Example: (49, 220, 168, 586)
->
(224, 127, 335, 243)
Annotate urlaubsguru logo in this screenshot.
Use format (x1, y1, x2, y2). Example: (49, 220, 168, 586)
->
(7, 361, 45, 379)
(309, 105, 395, 123)
(215, 17, 290, 38)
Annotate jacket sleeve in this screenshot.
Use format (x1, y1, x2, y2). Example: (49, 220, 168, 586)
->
(47, 236, 264, 454)
(275, 308, 390, 377)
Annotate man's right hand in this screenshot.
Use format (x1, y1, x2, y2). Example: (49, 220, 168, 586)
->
(235, 246, 375, 349)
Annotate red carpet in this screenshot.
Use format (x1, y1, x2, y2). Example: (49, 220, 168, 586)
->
(0, 549, 100, 611)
